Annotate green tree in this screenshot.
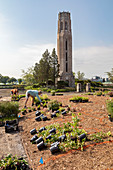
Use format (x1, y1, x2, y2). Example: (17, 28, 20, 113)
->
(18, 78, 23, 84)
(0, 76, 9, 84)
(50, 48, 59, 86)
(34, 49, 51, 86)
(76, 71, 85, 80)
(7, 77, 17, 84)
(22, 67, 36, 85)
(106, 68, 113, 82)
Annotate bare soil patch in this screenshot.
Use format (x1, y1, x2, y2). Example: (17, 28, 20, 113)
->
(18, 94, 113, 170)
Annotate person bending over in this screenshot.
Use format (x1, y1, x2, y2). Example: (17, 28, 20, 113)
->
(11, 89, 19, 98)
(24, 90, 42, 108)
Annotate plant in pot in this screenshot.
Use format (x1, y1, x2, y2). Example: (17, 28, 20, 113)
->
(0, 101, 19, 120)
(37, 104, 41, 110)
(42, 94, 50, 101)
(82, 97, 89, 103)
(106, 99, 113, 121)
(48, 100, 60, 112)
(0, 154, 30, 170)
(108, 91, 113, 97)
(96, 91, 102, 96)
(32, 107, 36, 111)
(21, 108, 27, 115)
(28, 107, 32, 112)
(43, 103, 47, 108)
(51, 90, 55, 96)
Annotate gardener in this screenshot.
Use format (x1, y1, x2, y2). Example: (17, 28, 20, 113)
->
(11, 89, 19, 98)
(24, 90, 42, 108)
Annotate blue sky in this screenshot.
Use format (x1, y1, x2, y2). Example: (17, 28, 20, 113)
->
(0, 0, 113, 79)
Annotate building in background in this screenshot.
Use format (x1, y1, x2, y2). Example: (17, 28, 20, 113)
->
(57, 11, 75, 87)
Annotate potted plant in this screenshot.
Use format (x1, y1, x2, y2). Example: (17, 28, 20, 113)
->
(48, 100, 60, 112)
(106, 100, 113, 121)
(51, 90, 55, 96)
(108, 91, 113, 97)
(28, 107, 32, 112)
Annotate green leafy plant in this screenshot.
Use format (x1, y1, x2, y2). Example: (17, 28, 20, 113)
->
(51, 90, 55, 96)
(0, 154, 30, 170)
(48, 100, 60, 111)
(96, 91, 102, 96)
(0, 101, 19, 120)
(69, 96, 89, 103)
(106, 99, 113, 118)
(108, 91, 113, 97)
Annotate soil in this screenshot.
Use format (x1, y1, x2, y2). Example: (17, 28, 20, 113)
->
(1, 90, 113, 170)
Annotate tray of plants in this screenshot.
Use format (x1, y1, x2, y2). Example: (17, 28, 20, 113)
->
(5, 119, 19, 133)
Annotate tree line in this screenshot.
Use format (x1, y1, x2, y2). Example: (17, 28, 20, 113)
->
(0, 47, 113, 86)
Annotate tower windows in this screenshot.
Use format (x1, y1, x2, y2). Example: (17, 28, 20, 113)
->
(66, 63, 68, 72)
(65, 21, 68, 30)
(60, 22, 63, 30)
(66, 52, 67, 61)
(66, 40, 67, 51)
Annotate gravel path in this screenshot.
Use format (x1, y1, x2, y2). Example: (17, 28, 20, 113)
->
(0, 96, 28, 162)
(0, 125, 27, 160)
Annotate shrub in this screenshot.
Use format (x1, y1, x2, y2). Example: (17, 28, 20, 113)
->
(51, 90, 55, 96)
(106, 99, 113, 117)
(0, 101, 19, 119)
(69, 96, 89, 102)
(108, 91, 113, 97)
(0, 154, 30, 170)
(96, 91, 102, 96)
(48, 100, 60, 111)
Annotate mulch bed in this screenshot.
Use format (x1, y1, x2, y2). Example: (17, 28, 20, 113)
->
(18, 94, 113, 170)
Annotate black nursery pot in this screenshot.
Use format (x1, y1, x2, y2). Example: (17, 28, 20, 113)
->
(39, 127, 46, 133)
(70, 136, 77, 142)
(35, 116, 41, 121)
(35, 111, 41, 117)
(51, 113, 57, 118)
(58, 134, 66, 142)
(108, 115, 113, 122)
(78, 133, 86, 142)
(22, 111, 26, 115)
(50, 145, 59, 154)
(55, 110, 59, 113)
(42, 116, 47, 121)
(62, 111, 66, 115)
(30, 128, 37, 135)
(49, 128, 56, 134)
(37, 141, 46, 151)
(46, 134, 52, 140)
(51, 141, 60, 147)
(35, 136, 44, 144)
(30, 135, 38, 142)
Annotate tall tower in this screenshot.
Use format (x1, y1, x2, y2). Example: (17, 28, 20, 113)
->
(57, 11, 75, 87)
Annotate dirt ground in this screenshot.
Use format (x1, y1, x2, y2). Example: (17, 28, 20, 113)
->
(1, 89, 113, 170)
(18, 93, 113, 170)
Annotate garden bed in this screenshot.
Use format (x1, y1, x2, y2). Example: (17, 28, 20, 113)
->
(18, 94, 113, 170)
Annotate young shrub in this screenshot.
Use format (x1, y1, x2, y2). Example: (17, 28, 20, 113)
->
(108, 91, 113, 97)
(51, 90, 56, 96)
(106, 99, 113, 118)
(48, 100, 60, 111)
(0, 101, 19, 119)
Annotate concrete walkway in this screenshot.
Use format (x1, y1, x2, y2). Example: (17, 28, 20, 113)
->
(0, 126, 27, 160)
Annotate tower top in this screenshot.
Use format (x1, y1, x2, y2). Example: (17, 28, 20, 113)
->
(58, 11, 71, 20)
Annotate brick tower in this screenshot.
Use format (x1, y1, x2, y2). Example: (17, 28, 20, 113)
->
(57, 11, 75, 87)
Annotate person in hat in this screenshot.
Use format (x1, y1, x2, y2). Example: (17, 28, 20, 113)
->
(24, 90, 42, 108)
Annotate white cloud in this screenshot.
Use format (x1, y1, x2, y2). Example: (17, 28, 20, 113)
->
(73, 45, 113, 78)
(0, 43, 56, 78)
(1, 41, 113, 80)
